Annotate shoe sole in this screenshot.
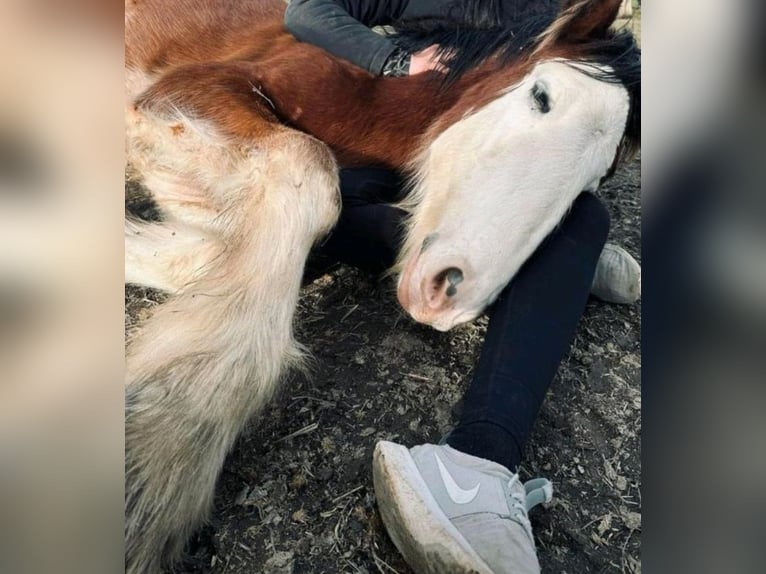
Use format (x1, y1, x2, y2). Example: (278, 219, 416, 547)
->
(372, 441, 493, 574)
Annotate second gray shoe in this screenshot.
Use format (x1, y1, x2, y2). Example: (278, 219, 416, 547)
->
(591, 243, 641, 304)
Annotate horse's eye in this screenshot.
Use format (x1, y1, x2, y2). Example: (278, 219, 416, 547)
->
(531, 82, 550, 114)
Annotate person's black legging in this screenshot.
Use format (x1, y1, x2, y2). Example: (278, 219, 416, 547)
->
(320, 167, 610, 471)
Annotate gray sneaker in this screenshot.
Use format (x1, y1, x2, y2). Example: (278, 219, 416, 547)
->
(373, 441, 552, 574)
(591, 243, 642, 304)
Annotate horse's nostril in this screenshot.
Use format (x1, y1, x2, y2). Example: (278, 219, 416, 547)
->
(444, 267, 464, 297)
(427, 266, 465, 306)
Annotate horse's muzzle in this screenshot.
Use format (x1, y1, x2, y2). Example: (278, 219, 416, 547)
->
(397, 252, 472, 330)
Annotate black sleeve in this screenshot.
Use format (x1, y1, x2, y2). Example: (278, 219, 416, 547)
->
(284, 0, 444, 75)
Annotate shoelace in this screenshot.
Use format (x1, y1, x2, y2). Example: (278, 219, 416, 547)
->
(507, 475, 553, 542)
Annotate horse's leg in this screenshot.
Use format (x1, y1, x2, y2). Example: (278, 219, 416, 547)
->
(124, 102, 340, 574)
(125, 217, 222, 292)
(125, 99, 228, 292)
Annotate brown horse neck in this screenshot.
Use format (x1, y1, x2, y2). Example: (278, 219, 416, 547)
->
(246, 46, 484, 169)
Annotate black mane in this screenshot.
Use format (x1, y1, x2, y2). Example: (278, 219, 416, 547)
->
(393, 0, 640, 162)
(393, 0, 558, 84)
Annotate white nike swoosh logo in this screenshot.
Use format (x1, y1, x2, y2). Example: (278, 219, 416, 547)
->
(434, 453, 480, 505)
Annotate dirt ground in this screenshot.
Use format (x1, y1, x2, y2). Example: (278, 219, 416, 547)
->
(126, 151, 641, 574)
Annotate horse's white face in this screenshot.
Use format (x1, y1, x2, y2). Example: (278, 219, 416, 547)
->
(397, 61, 630, 331)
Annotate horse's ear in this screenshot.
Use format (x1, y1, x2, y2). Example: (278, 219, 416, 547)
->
(535, 0, 621, 51)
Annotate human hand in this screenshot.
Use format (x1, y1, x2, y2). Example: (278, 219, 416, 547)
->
(408, 45, 450, 75)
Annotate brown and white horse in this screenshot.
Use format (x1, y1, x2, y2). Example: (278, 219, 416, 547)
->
(125, 0, 639, 571)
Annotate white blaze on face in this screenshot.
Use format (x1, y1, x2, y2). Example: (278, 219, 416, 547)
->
(398, 60, 630, 331)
